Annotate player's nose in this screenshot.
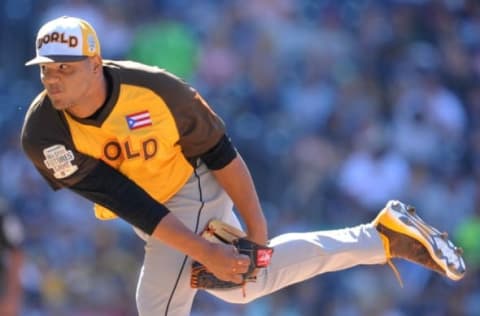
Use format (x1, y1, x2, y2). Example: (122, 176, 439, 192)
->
(41, 70, 61, 84)
(42, 74, 59, 84)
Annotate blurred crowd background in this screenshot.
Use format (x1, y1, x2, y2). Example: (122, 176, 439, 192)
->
(1, 0, 479, 315)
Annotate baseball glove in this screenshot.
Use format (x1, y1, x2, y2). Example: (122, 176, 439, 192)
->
(190, 219, 274, 290)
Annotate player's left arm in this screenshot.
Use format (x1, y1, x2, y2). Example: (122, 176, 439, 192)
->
(210, 153, 268, 247)
(165, 77, 268, 245)
(198, 134, 268, 246)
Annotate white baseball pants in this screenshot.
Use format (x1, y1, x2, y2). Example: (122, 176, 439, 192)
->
(134, 163, 387, 316)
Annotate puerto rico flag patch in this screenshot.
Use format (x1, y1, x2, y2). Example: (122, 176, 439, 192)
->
(126, 110, 152, 130)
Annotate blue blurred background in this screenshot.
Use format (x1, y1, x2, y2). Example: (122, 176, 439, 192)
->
(1, 0, 479, 315)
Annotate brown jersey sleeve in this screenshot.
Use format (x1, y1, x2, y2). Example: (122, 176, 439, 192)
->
(20, 95, 99, 190)
(167, 82, 226, 158)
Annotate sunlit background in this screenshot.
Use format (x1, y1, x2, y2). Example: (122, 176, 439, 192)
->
(1, 0, 479, 315)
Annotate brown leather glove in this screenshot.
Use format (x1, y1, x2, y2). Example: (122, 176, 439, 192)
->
(190, 220, 273, 290)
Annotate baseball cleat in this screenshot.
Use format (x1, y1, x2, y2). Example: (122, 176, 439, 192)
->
(373, 200, 466, 283)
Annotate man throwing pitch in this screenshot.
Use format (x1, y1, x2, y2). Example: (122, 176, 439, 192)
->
(21, 16, 466, 316)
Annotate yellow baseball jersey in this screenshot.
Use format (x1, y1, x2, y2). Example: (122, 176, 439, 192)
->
(21, 60, 226, 220)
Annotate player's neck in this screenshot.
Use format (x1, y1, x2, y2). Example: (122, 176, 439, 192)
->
(66, 73, 108, 118)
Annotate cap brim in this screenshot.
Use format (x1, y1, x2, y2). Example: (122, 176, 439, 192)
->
(25, 55, 88, 66)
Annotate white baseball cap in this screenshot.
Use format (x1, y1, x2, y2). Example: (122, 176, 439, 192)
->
(25, 16, 101, 66)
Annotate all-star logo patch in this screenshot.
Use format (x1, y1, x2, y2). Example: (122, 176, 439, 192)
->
(126, 110, 152, 130)
(43, 144, 78, 179)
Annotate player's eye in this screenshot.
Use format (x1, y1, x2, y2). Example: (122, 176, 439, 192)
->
(40, 65, 50, 75)
(59, 64, 69, 70)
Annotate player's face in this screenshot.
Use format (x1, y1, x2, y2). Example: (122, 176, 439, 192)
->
(39, 58, 97, 111)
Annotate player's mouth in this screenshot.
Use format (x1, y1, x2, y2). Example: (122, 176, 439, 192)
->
(47, 87, 62, 96)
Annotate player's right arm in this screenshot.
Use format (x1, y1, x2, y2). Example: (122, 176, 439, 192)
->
(22, 144, 250, 283)
(68, 160, 250, 284)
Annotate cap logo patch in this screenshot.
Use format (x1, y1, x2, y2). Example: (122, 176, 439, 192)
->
(37, 32, 78, 49)
(87, 34, 96, 52)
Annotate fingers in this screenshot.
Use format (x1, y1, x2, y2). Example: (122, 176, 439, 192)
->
(229, 271, 243, 284)
(233, 255, 249, 273)
(225, 252, 249, 284)
(219, 246, 250, 284)
(208, 244, 251, 284)
(235, 254, 250, 270)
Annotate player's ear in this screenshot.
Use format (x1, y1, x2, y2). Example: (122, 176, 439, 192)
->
(90, 55, 102, 74)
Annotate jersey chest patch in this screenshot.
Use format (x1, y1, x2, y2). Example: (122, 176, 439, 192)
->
(125, 110, 153, 130)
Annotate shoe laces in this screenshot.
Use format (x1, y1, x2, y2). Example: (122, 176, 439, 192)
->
(386, 259, 404, 288)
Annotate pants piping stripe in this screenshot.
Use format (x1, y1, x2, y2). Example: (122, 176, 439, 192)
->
(164, 168, 204, 315)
